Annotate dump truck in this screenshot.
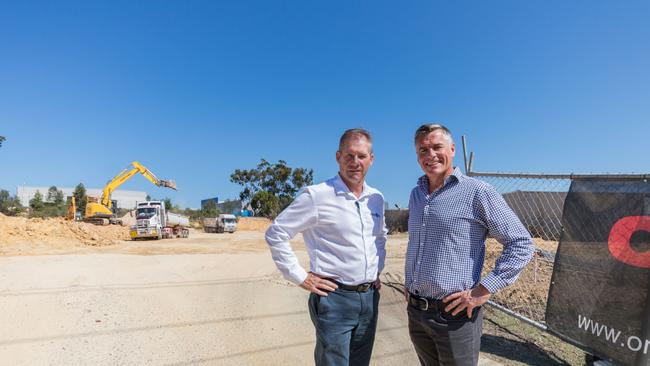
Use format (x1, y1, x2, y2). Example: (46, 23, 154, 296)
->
(130, 201, 189, 240)
(203, 214, 237, 233)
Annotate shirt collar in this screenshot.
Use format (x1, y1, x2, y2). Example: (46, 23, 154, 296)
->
(417, 167, 464, 193)
(333, 173, 370, 200)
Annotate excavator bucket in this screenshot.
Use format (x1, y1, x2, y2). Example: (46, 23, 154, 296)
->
(160, 179, 177, 190)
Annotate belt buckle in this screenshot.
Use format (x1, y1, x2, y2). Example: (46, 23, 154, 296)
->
(409, 294, 428, 311)
(359, 283, 371, 292)
(419, 297, 429, 311)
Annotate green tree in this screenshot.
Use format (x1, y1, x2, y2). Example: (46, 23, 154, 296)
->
(0, 189, 24, 216)
(41, 186, 65, 217)
(162, 197, 173, 210)
(251, 190, 280, 219)
(0, 136, 5, 148)
(230, 159, 313, 218)
(47, 186, 64, 205)
(0, 190, 9, 207)
(29, 191, 45, 217)
(201, 200, 220, 217)
(73, 183, 87, 215)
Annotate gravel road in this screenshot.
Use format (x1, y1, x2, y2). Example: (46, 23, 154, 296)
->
(0, 231, 501, 365)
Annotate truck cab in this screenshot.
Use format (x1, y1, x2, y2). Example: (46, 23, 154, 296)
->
(203, 214, 237, 233)
(130, 201, 190, 240)
(220, 214, 237, 233)
(131, 201, 165, 240)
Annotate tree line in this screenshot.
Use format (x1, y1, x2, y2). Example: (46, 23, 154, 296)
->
(1, 145, 313, 221)
(230, 159, 313, 219)
(0, 183, 89, 218)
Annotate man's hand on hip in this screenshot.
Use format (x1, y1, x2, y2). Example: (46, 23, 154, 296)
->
(373, 278, 382, 290)
(442, 284, 491, 318)
(300, 272, 338, 296)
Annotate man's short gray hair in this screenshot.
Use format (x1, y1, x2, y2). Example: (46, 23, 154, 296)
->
(414, 123, 454, 145)
(339, 128, 373, 152)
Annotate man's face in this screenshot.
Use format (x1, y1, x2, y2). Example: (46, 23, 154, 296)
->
(336, 136, 374, 187)
(416, 130, 455, 180)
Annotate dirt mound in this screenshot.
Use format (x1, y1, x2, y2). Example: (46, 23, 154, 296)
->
(237, 217, 271, 232)
(120, 210, 136, 227)
(0, 215, 129, 249)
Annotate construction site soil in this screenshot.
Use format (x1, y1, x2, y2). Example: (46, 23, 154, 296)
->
(0, 214, 583, 365)
(0, 215, 275, 256)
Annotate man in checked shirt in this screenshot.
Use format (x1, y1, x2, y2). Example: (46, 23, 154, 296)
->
(405, 123, 534, 366)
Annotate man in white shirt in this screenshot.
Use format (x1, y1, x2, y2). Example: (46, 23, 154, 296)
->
(265, 128, 388, 366)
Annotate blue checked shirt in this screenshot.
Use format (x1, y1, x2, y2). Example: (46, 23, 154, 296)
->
(405, 167, 534, 299)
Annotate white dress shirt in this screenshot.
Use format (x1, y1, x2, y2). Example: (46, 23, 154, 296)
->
(265, 174, 388, 286)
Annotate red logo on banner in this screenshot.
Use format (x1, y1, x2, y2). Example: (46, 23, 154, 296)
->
(608, 216, 650, 268)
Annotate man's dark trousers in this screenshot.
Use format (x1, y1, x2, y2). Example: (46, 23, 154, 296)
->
(308, 287, 380, 366)
(408, 301, 483, 366)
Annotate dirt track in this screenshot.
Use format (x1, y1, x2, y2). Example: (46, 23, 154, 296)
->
(0, 227, 509, 365)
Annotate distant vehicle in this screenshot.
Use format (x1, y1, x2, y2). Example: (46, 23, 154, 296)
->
(203, 214, 237, 233)
(130, 201, 189, 240)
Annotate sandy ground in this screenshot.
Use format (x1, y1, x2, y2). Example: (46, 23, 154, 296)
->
(0, 228, 506, 366)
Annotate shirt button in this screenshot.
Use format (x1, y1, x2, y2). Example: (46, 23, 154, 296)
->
(422, 223, 426, 227)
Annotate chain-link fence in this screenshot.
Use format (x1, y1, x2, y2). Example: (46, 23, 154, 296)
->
(471, 173, 571, 326)
(471, 172, 650, 333)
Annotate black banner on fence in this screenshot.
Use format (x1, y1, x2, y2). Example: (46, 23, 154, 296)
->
(546, 180, 650, 365)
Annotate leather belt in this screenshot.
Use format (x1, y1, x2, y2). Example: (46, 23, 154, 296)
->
(331, 280, 375, 292)
(408, 293, 444, 311)
(408, 293, 481, 322)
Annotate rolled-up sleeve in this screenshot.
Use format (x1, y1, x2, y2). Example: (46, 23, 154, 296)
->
(265, 190, 318, 285)
(477, 186, 535, 293)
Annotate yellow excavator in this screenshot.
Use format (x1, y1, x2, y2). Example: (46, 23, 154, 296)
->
(80, 161, 177, 225)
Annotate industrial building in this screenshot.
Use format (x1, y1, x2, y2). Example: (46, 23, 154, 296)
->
(200, 197, 247, 215)
(16, 186, 147, 210)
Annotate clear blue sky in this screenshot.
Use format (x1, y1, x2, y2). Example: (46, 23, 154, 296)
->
(1, 1, 648, 208)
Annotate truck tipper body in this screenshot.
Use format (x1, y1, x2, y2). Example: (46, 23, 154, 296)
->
(130, 201, 189, 240)
(203, 214, 237, 233)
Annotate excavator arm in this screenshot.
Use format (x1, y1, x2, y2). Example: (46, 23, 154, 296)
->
(100, 161, 176, 209)
(85, 161, 176, 224)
